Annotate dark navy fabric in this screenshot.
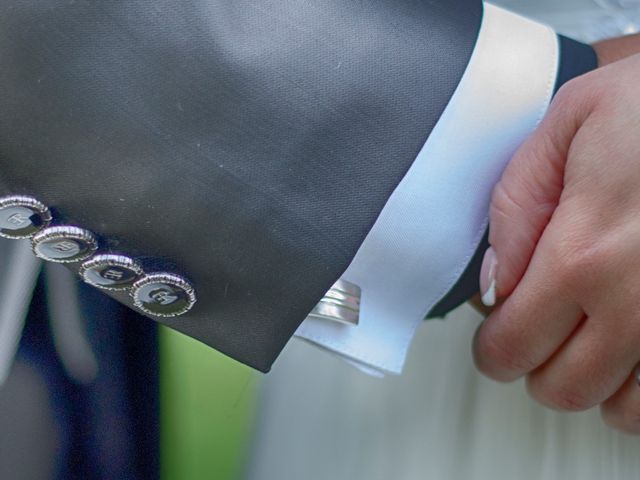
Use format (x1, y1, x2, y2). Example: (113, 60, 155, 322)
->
(428, 36, 599, 318)
(17, 279, 159, 480)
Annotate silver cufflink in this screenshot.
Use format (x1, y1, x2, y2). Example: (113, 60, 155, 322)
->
(79, 254, 144, 291)
(32, 226, 98, 263)
(131, 272, 197, 318)
(0, 195, 52, 239)
(308, 278, 361, 326)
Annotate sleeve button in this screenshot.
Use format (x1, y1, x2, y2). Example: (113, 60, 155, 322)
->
(0, 195, 52, 239)
(131, 273, 196, 317)
(79, 254, 143, 290)
(32, 226, 98, 263)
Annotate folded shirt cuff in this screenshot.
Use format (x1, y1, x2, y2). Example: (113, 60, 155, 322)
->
(295, 2, 563, 375)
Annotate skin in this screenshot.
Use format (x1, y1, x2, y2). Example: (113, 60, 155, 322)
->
(471, 33, 640, 434)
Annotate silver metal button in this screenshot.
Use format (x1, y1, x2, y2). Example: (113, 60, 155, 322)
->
(308, 279, 361, 326)
(79, 254, 144, 291)
(32, 226, 98, 263)
(131, 273, 196, 317)
(0, 195, 52, 239)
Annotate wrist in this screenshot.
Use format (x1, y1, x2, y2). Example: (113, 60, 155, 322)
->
(593, 33, 640, 67)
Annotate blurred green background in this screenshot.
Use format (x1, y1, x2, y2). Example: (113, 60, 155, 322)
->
(160, 326, 260, 480)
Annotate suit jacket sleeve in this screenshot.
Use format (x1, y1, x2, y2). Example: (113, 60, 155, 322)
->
(0, 0, 483, 371)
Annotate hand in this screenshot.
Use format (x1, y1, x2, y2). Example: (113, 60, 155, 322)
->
(473, 36, 640, 434)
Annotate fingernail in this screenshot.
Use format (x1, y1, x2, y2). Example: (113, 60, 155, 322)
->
(635, 365, 640, 387)
(480, 247, 498, 307)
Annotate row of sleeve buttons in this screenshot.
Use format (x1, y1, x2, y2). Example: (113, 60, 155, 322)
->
(0, 195, 196, 317)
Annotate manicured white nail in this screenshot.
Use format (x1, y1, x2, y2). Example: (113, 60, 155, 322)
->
(480, 247, 498, 307)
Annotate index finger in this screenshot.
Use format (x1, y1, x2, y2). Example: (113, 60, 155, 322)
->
(473, 211, 585, 382)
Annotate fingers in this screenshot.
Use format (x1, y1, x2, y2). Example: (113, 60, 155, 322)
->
(468, 293, 494, 317)
(474, 219, 585, 382)
(601, 367, 640, 435)
(527, 317, 640, 412)
(481, 78, 595, 306)
(474, 57, 640, 432)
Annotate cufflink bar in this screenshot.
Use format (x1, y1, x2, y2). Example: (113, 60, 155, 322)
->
(0, 195, 52, 239)
(79, 254, 144, 291)
(131, 273, 196, 317)
(308, 279, 361, 326)
(32, 226, 98, 263)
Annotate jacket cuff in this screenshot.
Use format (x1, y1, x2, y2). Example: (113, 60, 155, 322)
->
(296, 3, 575, 375)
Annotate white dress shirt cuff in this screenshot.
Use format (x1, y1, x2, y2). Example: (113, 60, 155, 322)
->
(295, 3, 559, 376)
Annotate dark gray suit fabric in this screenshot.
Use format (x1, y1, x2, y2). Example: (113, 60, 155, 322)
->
(0, 0, 483, 371)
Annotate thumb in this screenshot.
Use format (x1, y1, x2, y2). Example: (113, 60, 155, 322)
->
(479, 83, 594, 306)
